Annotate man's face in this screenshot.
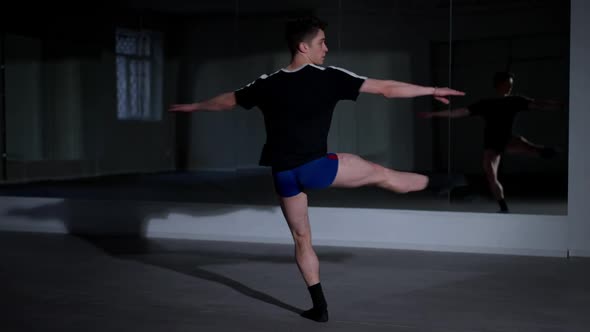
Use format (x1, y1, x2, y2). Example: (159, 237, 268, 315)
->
(302, 29, 328, 64)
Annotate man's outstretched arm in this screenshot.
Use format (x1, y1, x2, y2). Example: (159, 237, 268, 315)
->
(528, 98, 566, 111)
(168, 92, 237, 113)
(359, 78, 465, 104)
(418, 107, 470, 119)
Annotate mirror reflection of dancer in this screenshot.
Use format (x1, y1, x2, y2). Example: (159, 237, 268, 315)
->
(169, 16, 465, 322)
(420, 72, 563, 213)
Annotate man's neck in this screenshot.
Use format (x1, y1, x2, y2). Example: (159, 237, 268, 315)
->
(286, 56, 313, 71)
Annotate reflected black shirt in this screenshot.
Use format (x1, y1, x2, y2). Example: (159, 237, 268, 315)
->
(467, 95, 533, 150)
(234, 64, 366, 171)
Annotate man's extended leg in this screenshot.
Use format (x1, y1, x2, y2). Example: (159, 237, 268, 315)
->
(330, 153, 428, 192)
(279, 192, 328, 322)
(482, 150, 508, 213)
(506, 135, 558, 159)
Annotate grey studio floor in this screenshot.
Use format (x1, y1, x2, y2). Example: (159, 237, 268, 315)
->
(1, 230, 589, 332)
(0, 170, 579, 331)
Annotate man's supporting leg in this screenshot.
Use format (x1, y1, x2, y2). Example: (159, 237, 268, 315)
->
(279, 192, 328, 322)
(330, 153, 429, 193)
(482, 150, 508, 213)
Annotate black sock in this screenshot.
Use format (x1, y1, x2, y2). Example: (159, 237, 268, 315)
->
(498, 199, 509, 213)
(301, 283, 328, 322)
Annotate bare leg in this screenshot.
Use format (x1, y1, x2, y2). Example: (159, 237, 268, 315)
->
(506, 135, 559, 159)
(482, 150, 503, 200)
(278, 152, 427, 322)
(482, 149, 508, 212)
(278, 192, 319, 286)
(330, 153, 428, 193)
(278, 192, 328, 322)
(505, 135, 544, 157)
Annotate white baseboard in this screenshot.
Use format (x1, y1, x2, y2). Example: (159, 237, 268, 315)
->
(0, 197, 569, 258)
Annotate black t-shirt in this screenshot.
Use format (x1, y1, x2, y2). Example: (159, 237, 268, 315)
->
(234, 64, 367, 171)
(467, 95, 533, 149)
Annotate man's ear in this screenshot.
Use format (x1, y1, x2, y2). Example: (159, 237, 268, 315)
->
(297, 41, 309, 54)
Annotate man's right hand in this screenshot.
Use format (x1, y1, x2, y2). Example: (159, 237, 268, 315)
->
(417, 112, 434, 119)
(433, 87, 466, 104)
(168, 103, 198, 112)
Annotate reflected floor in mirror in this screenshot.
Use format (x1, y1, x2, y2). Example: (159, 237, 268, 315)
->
(0, 170, 567, 215)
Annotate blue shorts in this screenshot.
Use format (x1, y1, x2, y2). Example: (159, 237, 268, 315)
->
(272, 153, 339, 197)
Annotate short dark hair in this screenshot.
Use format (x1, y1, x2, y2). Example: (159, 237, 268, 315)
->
(285, 15, 328, 57)
(493, 71, 514, 88)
